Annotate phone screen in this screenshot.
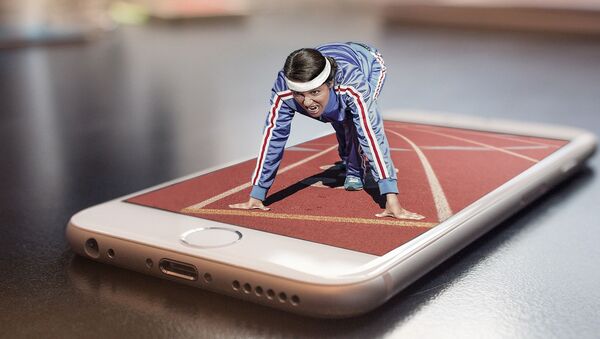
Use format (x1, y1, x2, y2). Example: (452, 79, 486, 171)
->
(126, 122, 568, 256)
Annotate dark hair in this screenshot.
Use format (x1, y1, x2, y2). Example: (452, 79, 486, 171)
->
(283, 48, 337, 84)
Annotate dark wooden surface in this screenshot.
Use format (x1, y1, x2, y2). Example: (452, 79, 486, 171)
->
(1, 8, 599, 338)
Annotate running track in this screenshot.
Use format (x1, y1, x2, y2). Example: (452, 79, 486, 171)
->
(127, 122, 567, 256)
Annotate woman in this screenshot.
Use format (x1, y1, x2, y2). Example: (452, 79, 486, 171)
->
(230, 42, 424, 220)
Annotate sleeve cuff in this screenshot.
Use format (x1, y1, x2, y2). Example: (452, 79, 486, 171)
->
(250, 185, 268, 201)
(378, 179, 399, 195)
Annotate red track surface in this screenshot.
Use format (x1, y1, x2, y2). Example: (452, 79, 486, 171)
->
(127, 122, 567, 256)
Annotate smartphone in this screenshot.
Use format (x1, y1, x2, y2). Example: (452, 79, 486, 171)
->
(66, 110, 596, 318)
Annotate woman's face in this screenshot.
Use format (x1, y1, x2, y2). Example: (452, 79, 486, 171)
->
(292, 82, 330, 118)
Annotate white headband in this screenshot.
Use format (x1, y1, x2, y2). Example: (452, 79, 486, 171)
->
(285, 58, 331, 92)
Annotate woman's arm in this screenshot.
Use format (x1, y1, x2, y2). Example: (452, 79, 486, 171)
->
(231, 75, 295, 210)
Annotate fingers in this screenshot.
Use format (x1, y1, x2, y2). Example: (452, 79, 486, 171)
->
(399, 212, 425, 220)
(375, 211, 393, 218)
(376, 209, 425, 220)
(228, 203, 270, 211)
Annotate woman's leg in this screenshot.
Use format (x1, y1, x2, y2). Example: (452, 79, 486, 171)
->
(331, 122, 348, 169)
(343, 119, 365, 190)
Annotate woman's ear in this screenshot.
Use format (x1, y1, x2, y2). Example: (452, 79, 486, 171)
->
(327, 81, 333, 88)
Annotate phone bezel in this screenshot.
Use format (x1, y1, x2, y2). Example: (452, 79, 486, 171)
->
(68, 110, 597, 286)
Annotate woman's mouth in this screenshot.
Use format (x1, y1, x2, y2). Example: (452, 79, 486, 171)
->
(306, 104, 320, 116)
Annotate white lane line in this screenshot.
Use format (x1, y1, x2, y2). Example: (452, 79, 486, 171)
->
(390, 145, 550, 152)
(388, 130, 453, 222)
(287, 147, 321, 151)
(396, 127, 540, 163)
(300, 143, 338, 146)
(413, 125, 560, 148)
(488, 135, 561, 148)
(180, 208, 437, 228)
(184, 145, 338, 210)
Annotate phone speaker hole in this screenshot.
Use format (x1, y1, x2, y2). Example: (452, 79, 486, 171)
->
(255, 286, 263, 296)
(231, 281, 299, 306)
(107, 249, 115, 258)
(84, 238, 100, 258)
(203, 273, 213, 283)
(145, 258, 153, 269)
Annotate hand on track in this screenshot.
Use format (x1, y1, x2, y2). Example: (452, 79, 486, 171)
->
(376, 193, 424, 220)
(229, 197, 270, 211)
(376, 208, 424, 220)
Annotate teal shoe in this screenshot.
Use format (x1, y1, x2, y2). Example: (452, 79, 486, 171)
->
(344, 176, 363, 191)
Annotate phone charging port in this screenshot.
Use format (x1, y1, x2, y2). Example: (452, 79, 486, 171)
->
(158, 259, 198, 281)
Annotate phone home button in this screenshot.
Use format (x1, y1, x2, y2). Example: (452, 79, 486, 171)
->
(180, 227, 242, 248)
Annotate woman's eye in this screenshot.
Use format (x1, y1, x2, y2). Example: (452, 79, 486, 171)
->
(311, 91, 319, 95)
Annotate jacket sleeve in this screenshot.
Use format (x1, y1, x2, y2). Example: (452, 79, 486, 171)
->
(250, 87, 295, 201)
(340, 71, 398, 195)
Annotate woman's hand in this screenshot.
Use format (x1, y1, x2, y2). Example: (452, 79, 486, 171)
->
(376, 193, 424, 220)
(229, 197, 270, 211)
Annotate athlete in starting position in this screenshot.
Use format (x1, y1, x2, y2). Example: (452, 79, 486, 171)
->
(230, 42, 424, 220)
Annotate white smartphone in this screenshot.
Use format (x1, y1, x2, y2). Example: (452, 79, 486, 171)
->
(66, 110, 596, 318)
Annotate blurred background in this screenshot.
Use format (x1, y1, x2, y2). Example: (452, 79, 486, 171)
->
(3, 0, 600, 53)
(2, 1, 600, 45)
(2, 0, 599, 171)
(1, 1, 600, 338)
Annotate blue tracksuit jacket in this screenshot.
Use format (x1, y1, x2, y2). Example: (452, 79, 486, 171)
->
(250, 42, 398, 201)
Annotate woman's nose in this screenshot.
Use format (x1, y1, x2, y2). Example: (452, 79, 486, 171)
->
(303, 97, 313, 106)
